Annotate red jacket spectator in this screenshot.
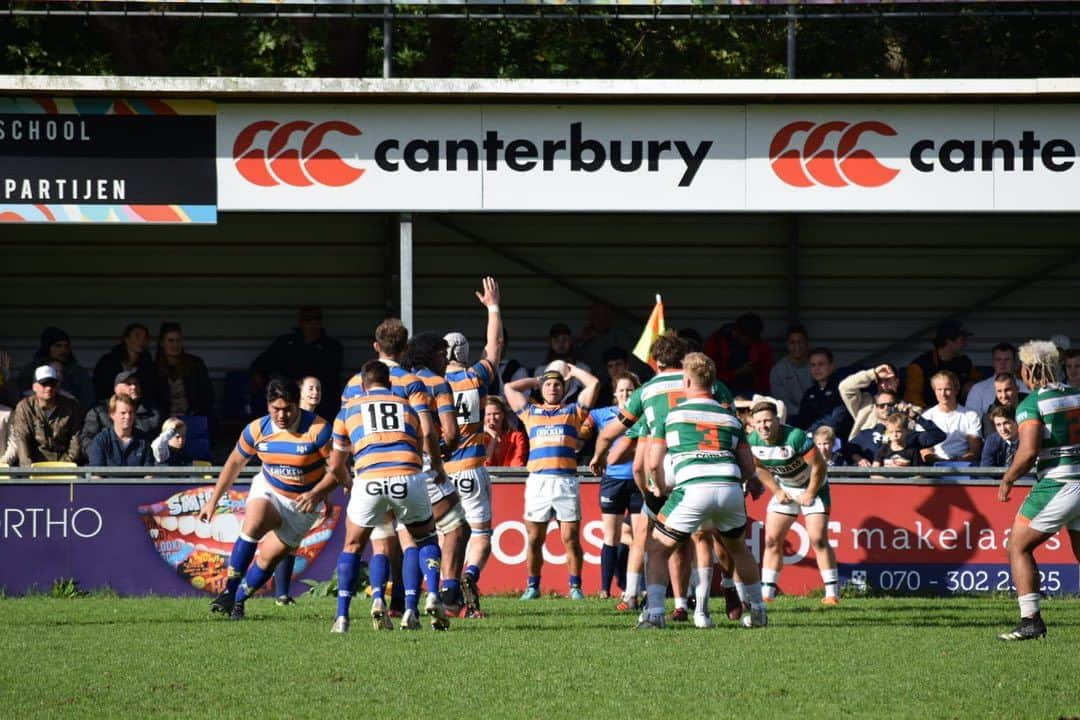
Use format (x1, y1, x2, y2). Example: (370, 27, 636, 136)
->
(705, 313, 773, 397)
(486, 429, 528, 467)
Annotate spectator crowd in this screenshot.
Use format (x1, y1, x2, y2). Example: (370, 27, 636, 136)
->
(1, 309, 1075, 474)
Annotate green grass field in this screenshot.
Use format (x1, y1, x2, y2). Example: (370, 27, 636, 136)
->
(2, 594, 1078, 719)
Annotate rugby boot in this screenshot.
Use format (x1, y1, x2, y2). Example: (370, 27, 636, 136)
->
(615, 595, 639, 613)
(228, 600, 246, 621)
(330, 616, 350, 634)
(741, 605, 768, 628)
(821, 596, 841, 607)
(568, 586, 585, 600)
(370, 597, 393, 631)
(440, 586, 464, 617)
(520, 587, 541, 600)
(209, 590, 234, 615)
(400, 609, 422, 631)
(635, 614, 667, 630)
(275, 595, 297, 607)
(998, 614, 1047, 642)
(693, 612, 715, 629)
(670, 607, 689, 623)
(461, 573, 482, 616)
(425, 593, 451, 631)
(724, 587, 743, 621)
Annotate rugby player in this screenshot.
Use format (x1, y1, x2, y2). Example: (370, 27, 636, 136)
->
(443, 276, 503, 617)
(997, 340, 1080, 641)
(748, 400, 840, 605)
(505, 361, 600, 599)
(638, 353, 767, 629)
(322, 360, 450, 633)
(200, 378, 333, 621)
(342, 318, 439, 620)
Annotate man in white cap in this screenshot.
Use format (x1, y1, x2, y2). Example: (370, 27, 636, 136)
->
(10, 365, 84, 465)
(442, 277, 502, 617)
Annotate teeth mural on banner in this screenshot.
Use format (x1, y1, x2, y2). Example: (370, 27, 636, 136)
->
(137, 486, 339, 594)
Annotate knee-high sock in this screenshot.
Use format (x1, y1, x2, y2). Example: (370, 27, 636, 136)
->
(368, 553, 389, 602)
(403, 546, 421, 612)
(417, 536, 443, 600)
(600, 544, 618, 594)
(225, 536, 258, 596)
(236, 560, 274, 603)
(337, 551, 362, 618)
(616, 543, 629, 591)
(273, 553, 296, 597)
(695, 566, 713, 616)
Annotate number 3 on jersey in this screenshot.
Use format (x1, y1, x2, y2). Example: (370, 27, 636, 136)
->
(454, 389, 481, 425)
(364, 402, 402, 433)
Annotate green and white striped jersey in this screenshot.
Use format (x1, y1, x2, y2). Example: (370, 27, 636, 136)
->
(657, 398, 744, 486)
(1015, 384, 1080, 481)
(618, 369, 733, 439)
(748, 425, 815, 487)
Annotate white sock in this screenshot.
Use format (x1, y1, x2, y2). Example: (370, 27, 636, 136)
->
(674, 596, 688, 611)
(646, 583, 667, 618)
(734, 581, 748, 603)
(821, 568, 839, 599)
(1018, 593, 1041, 619)
(742, 581, 764, 608)
(695, 567, 713, 616)
(624, 572, 642, 600)
(761, 568, 780, 600)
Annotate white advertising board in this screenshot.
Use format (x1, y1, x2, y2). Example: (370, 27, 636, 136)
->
(217, 103, 1080, 212)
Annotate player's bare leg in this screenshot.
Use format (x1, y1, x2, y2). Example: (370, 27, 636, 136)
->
(806, 513, 840, 604)
(762, 512, 796, 601)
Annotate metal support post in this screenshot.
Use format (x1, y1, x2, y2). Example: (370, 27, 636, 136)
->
(399, 212, 413, 331)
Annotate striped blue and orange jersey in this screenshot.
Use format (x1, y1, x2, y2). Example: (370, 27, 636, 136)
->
(341, 360, 432, 417)
(236, 410, 332, 498)
(518, 401, 590, 475)
(445, 359, 495, 473)
(415, 366, 456, 426)
(333, 388, 423, 478)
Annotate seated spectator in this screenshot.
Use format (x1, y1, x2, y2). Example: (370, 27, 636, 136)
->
(904, 320, 980, 408)
(82, 371, 162, 457)
(813, 426, 840, 467)
(918, 370, 982, 464)
(848, 395, 945, 467)
(18, 327, 95, 409)
(299, 375, 322, 414)
(0, 388, 12, 465)
(704, 312, 773, 397)
(839, 362, 901, 440)
(87, 394, 154, 467)
(93, 323, 156, 408)
(1065, 349, 1080, 388)
(11, 365, 83, 465)
(536, 323, 592, 403)
(965, 343, 1029, 416)
(483, 396, 527, 467)
(154, 322, 215, 422)
(980, 373, 1026, 439)
(793, 347, 851, 438)
(873, 413, 929, 468)
(0, 350, 16, 409)
(594, 346, 630, 408)
(769, 325, 812, 420)
(250, 305, 343, 421)
(152, 417, 192, 466)
(981, 406, 1019, 468)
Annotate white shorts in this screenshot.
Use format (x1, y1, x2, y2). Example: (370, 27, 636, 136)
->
(768, 481, 830, 517)
(1023, 480, 1080, 534)
(346, 472, 434, 529)
(424, 469, 459, 507)
(449, 466, 492, 525)
(659, 481, 746, 536)
(369, 512, 401, 541)
(524, 473, 580, 523)
(247, 472, 322, 548)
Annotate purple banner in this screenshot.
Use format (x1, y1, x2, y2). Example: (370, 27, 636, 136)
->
(0, 482, 347, 596)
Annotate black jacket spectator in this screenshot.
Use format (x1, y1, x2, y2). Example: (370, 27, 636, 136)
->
(18, 327, 95, 409)
(795, 376, 851, 439)
(154, 353, 215, 419)
(81, 401, 162, 458)
(250, 311, 344, 421)
(93, 336, 157, 407)
(848, 416, 946, 465)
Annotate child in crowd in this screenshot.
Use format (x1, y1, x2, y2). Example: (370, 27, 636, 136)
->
(873, 413, 922, 467)
(813, 426, 840, 466)
(152, 417, 192, 466)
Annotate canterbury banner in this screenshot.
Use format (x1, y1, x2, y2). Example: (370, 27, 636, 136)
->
(0, 479, 1075, 596)
(218, 103, 1080, 212)
(0, 98, 217, 224)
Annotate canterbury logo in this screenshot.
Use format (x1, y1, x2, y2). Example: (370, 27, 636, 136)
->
(769, 121, 900, 188)
(233, 120, 365, 187)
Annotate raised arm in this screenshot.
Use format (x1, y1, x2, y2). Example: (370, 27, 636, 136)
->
(476, 276, 503, 366)
(504, 376, 537, 415)
(569, 364, 601, 410)
(197, 448, 249, 522)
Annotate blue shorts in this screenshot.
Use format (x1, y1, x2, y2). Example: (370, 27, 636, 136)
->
(600, 476, 643, 515)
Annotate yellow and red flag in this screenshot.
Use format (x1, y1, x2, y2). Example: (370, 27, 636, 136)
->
(632, 294, 666, 371)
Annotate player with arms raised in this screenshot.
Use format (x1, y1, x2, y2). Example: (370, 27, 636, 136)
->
(201, 378, 333, 621)
(997, 340, 1080, 641)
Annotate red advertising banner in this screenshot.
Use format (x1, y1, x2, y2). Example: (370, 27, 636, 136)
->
(480, 481, 1078, 596)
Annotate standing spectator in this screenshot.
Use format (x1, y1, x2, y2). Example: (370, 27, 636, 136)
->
(153, 322, 215, 421)
(705, 312, 773, 397)
(904, 320, 980, 407)
(536, 323, 592, 404)
(87, 395, 155, 467)
(1064, 349, 1080, 388)
(81, 371, 162, 457)
(981, 406, 1020, 468)
(483, 397, 527, 467)
(93, 323, 156, 407)
(769, 325, 813, 420)
(151, 417, 192, 466)
(10, 366, 83, 465)
(18, 327, 94, 409)
(593, 346, 630, 409)
(250, 306, 343, 421)
(839, 363, 901, 439)
(918, 370, 982, 464)
(575, 302, 635, 374)
(981, 373, 1026, 439)
(966, 343, 1029, 416)
(794, 347, 851, 439)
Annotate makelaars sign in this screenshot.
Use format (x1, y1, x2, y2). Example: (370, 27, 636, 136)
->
(218, 103, 1080, 212)
(0, 97, 217, 224)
